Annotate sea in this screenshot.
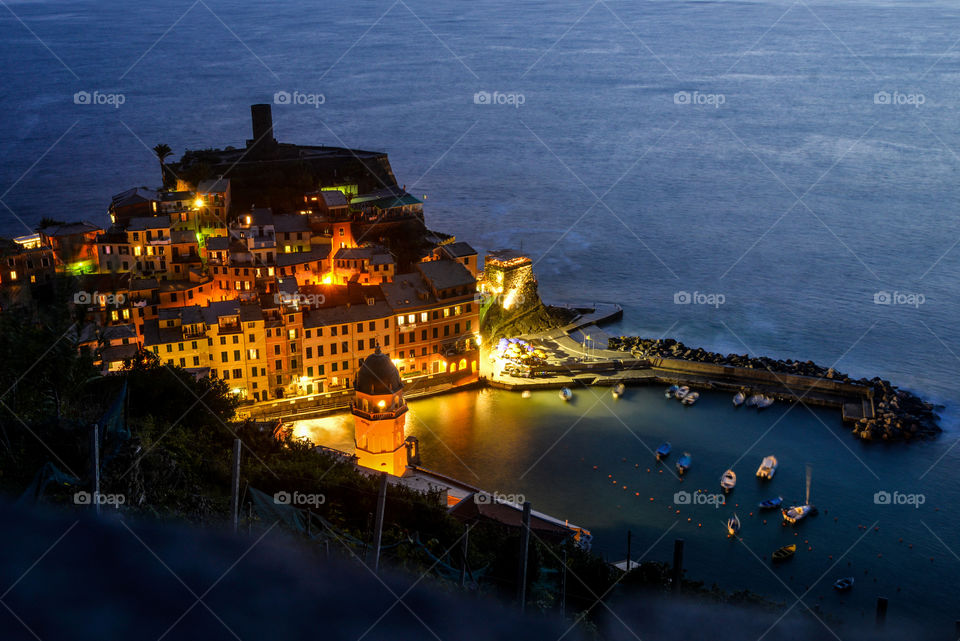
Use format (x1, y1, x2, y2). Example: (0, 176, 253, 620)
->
(2, 0, 959, 635)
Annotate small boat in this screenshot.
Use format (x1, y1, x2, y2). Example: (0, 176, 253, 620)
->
(772, 544, 797, 562)
(733, 391, 746, 406)
(726, 513, 741, 538)
(521, 390, 531, 399)
(665, 384, 679, 398)
(676, 452, 691, 475)
(783, 465, 815, 526)
(655, 442, 672, 460)
(755, 395, 774, 409)
(745, 394, 759, 407)
(681, 391, 700, 405)
(782, 504, 814, 525)
(560, 387, 572, 402)
(756, 455, 778, 479)
(834, 577, 855, 592)
(758, 496, 783, 510)
(612, 383, 626, 399)
(720, 470, 737, 493)
(675, 386, 690, 400)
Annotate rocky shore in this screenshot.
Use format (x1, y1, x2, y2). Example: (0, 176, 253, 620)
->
(608, 336, 942, 441)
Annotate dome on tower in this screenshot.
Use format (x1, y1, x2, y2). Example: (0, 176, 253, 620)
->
(354, 347, 403, 396)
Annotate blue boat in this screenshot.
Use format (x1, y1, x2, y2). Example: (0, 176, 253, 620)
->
(758, 496, 783, 510)
(656, 442, 672, 460)
(676, 452, 691, 475)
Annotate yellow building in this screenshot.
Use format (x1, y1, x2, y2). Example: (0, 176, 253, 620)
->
(352, 347, 408, 476)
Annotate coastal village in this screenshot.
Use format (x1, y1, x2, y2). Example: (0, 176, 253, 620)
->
(1, 105, 488, 405)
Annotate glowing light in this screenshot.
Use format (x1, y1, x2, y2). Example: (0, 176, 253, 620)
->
(321, 274, 333, 284)
(194, 198, 204, 208)
(377, 400, 386, 409)
(503, 289, 518, 310)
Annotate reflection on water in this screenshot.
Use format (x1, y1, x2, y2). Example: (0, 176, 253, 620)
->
(293, 386, 960, 633)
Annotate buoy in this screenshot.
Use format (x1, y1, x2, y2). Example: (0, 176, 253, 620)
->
(898, 538, 903, 543)
(635, 464, 639, 468)
(909, 544, 913, 549)
(687, 517, 692, 522)
(593, 466, 598, 470)
(646, 468, 651, 473)
(829, 555, 833, 559)
(607, 474, 612, 478)
(649, 497, 654, 502)
(762, 519, 767, 524)
(697, 523, 702, 528)
(635, 492, 640, 496)
(749, 512, 754, 517)
(676, 510, 681, 514)
(808, 547, 813, 551)
(622, 486, 627, 490)
(874, 526, 879, 531)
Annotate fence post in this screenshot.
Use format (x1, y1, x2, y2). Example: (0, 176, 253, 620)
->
(517, 501, 532, 612)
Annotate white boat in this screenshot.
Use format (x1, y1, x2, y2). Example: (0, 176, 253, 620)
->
(681, 391, 700, 405)
(675, 386, 690, 400)
(720, 469, 737, 493)
(782, 504, 814, 525)
(612, 383, 626, 399)
(521, 390, 532, 399)
(560, 387, 573, 402)
(783, 465, 815, 526)
(745, 394, 761, 407)
(756, 455, 778, 480)
(755, 395, 774, 409)
(733, 391, 746, 406)
(726, 513, 741, 538)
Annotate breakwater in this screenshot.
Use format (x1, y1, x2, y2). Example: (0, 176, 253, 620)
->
(608, 336, 941, 441)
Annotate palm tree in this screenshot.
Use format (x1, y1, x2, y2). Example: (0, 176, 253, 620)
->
(153, 143, 172, 188)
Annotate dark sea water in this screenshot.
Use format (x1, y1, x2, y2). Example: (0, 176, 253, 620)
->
(3, 0, 960, 634)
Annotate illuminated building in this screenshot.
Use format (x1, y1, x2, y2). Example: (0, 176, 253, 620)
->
(351, 347, 408, 476)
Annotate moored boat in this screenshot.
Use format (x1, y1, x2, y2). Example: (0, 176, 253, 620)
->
(726, 513, 741, 538)
(755, 395, 774, 409)
(733, 391, 746, 406)
(756, 455, 778, 479)
(782, 504, 814, 525)
(681, 391, 700, 405)
(783, 465, 815, 525)
(676, 452, 691, 475)
(521, 390, 531, 399)
(720, 470, 737, 493)
(656, 442, 672, 460)
(758, 496, 783, 510)
(612, 383, 626, 399)
(772, 544, 797, 562)
(675, 386, 690, 401)
(560, 387, 572, 402)
(834, 577, 855, 591)
(665, 384, 679, 398)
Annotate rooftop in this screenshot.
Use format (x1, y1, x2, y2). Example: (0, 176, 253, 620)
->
(416, 260, 475, 291)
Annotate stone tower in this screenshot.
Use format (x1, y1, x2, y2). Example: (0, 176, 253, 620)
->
(352, 347, 408, 476)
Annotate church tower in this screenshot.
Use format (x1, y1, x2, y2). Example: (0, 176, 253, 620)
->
(352, 347, 408, 476)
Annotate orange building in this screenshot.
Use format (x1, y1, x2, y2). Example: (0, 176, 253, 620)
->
(352, 348, 408, 476)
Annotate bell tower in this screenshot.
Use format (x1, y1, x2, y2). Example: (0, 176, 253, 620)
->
(352, 347, 408, 476)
